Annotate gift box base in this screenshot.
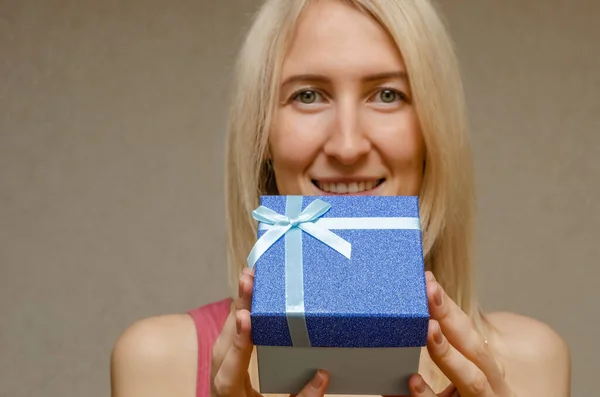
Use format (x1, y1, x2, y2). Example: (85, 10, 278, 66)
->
(256, 345, 422, 395)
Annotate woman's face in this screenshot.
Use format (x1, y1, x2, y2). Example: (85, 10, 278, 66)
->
(269, 0, 425, 196)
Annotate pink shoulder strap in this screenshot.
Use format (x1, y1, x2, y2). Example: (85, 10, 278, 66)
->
(188, 298, 232, 397)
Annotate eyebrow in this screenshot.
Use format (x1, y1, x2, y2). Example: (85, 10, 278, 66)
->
(281, 71, 408, 87)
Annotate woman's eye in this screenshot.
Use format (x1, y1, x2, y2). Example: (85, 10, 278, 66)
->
(293, 90, 321, 104)
(376, 88, 403, 103)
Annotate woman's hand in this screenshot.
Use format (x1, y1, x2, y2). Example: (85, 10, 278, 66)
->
(404, 271, 515, 397)
(210, 267, 330, 397)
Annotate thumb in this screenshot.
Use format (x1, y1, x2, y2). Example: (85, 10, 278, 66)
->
(292, 370, 330, 397)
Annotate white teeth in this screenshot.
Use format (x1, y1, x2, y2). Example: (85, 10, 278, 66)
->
(316, 180, 381, 194)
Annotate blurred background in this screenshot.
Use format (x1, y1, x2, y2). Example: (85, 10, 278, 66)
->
(0, 0, 598, 396)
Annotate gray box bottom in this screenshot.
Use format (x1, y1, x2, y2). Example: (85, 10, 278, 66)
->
(257, 346, 422, 395)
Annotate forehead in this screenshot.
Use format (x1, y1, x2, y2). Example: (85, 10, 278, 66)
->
(282, 0, 405, 77)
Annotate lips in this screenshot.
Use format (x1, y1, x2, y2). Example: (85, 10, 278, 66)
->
(312, 179, 385, 194)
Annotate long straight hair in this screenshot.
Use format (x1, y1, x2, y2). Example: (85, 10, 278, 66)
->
(224, 0, 486, 391)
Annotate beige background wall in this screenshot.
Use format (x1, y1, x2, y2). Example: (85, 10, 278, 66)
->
(0, 1, 597, 396)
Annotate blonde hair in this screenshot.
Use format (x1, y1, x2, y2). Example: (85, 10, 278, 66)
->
(224, 0, 486, 392)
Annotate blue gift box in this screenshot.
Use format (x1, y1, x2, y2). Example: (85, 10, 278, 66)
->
(249, 195, 429, 349)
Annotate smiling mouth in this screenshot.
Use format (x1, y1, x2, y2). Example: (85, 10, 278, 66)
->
(311, 179, 385, 194)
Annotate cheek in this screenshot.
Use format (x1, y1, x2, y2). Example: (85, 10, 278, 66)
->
(269, 109, 330, 170)
(371, 111, 424, 168)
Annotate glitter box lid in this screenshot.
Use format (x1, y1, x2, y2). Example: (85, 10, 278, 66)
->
(250, 195, 429, 348)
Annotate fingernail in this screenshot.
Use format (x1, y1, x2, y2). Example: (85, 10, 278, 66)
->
(426, 271, 435, 282)
(311, 370, 324, 389)
(434, 284, 443, 306)
(236, 315, 242, 335)
(415, 376, 426, 393)
(434, 326, 443, 345)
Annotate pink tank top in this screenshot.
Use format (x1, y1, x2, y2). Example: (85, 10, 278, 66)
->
(188, 298, 232, 397)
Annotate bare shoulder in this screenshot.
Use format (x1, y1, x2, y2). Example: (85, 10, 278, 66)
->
(110, 314, 198, 397)
(486, 311, 571, 397)
(486, 311, 570, 362)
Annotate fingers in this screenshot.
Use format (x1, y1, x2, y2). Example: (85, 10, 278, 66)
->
(213, 268, 254, 361)
(382, 374, 454, 397)
(405, 374, 437, 396)
(425, 272, 506, 394)
(212, 309, 254, 396)
(425, 271, 482, 355)
(211, 267, 256, 397)
(407, 373, 457, 397)
(427, 319, 494, 397)
(236, 266, 255, 311)
(437, 383, 461, 397)
(244, 373, 256, 397)
(292, 370, 330, 397)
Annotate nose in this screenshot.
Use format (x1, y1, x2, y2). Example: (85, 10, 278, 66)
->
(323, 104, 371, 166)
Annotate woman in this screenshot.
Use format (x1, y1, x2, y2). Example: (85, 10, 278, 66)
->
(110, 1, 571, 396)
